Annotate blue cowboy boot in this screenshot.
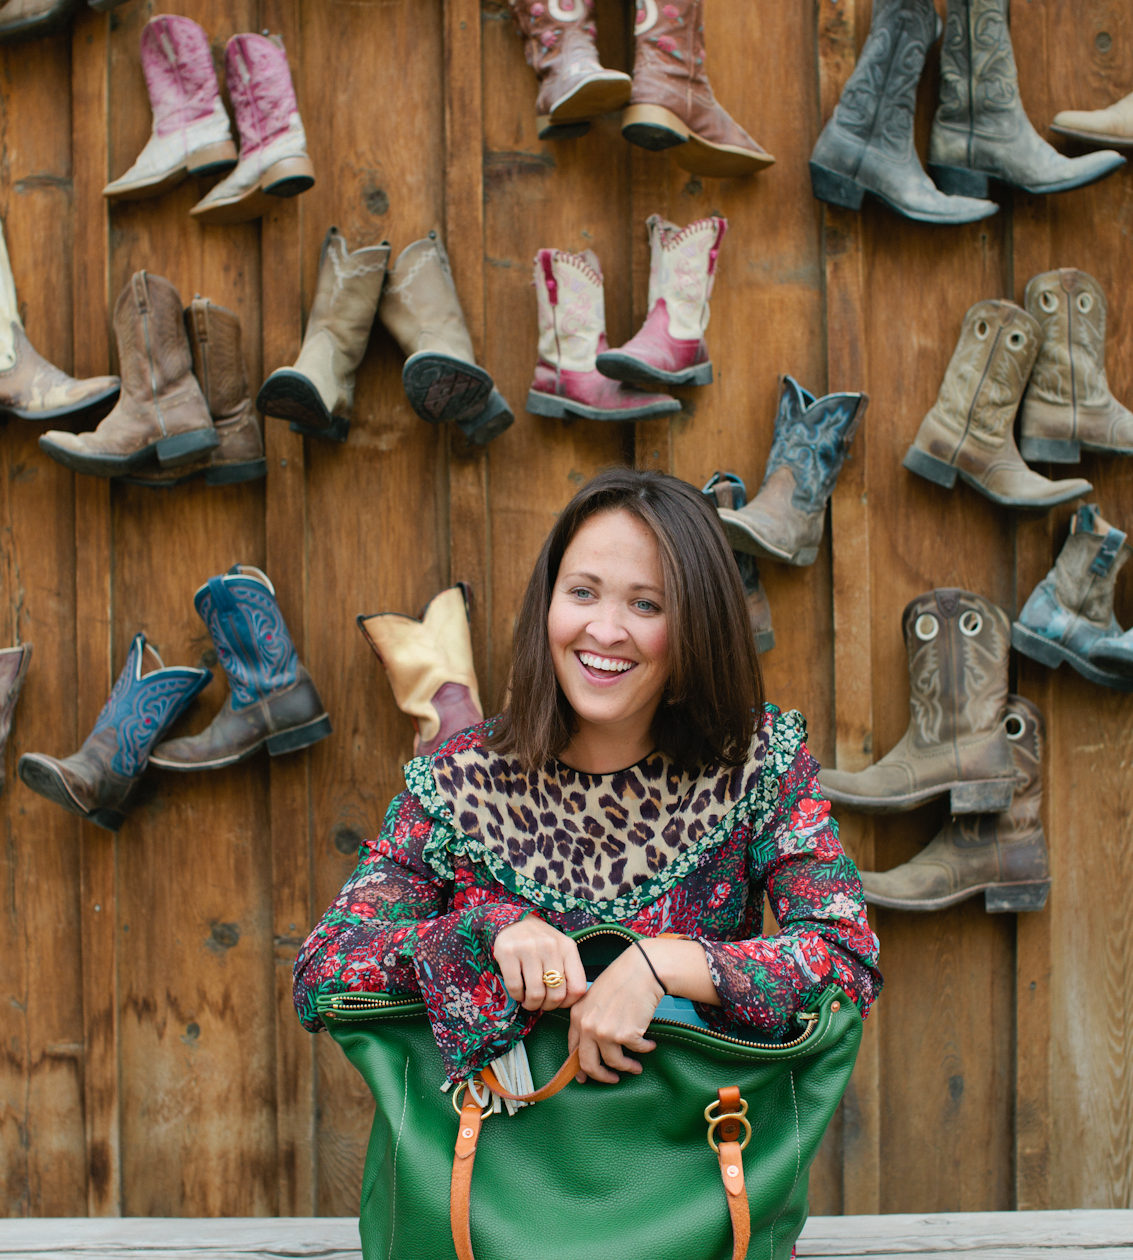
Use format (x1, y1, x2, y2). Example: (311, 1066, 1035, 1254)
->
(716, 376, 867, 566)
(150, 565, 331, 769)
(701, 471, 774, 654)
(18, 633, 210, 831)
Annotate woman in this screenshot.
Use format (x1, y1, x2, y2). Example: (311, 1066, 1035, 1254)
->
(294, 468, 880, 1088)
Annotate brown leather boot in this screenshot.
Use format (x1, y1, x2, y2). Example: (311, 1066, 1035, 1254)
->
(818, 588, 1017, 814)
(508, 0, 631, 140)
(0, 644, 31, 791)
(622, 0, 773, 178)
(357, 585, 483, 758)
(38, 272, 218, 478)
(701, 471, 774, 653)
(861, 695, 1049, 912)
(902, 299, 1091, 510)
(1019, 269, 1133, 464)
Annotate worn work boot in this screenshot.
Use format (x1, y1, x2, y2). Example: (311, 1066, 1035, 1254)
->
(701, 472, 774, 653)
(928, 0, 1124, 197)
(622, 0, 773, 178)
(508, 0, 631, 139)
(18, 633, 210, 832)
(0, 644, 31, 791)
(123, 297, 266, 488)
(103, 15, 237, 201)
(1012, 504, 1133, 692)
(1052, 90, 1133, 149)
(1018, 269, 1133, 465)
(257, 226, 389, 443)
(902, 300, 1091, 510)
(378, 231, 512, 446)
(596, 215, 726, 389)
(717, 376, 867, 566)
(818, 588, 1016, 813)
(861, 695, 1050, 913)
(39, 272, 218, 477)
(150, 566, 331, 770)
(190, 32, 314, 225)
(0, 0, 75, 41)
(809, 0, 997, 224)
(526, 248, 679, 423)
(358, 585, 484, 758)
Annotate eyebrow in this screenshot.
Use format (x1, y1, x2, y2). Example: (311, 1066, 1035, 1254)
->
(562, 570, 664, 595)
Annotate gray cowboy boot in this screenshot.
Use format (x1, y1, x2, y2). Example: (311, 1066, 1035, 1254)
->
(809, 0, 996, 224)
(861, 695, 1049, 913)
(928, 0, 1124, 197)
(701, 472, 774, 653)
(717, 376, 867, 566)
(818, 588, 1016, 814)
(1012, 504, 1133, 692)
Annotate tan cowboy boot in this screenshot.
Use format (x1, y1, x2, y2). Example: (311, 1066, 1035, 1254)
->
(1052, 90, 1133, 149)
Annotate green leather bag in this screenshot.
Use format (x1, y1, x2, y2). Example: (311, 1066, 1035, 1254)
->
(317, 924, 862, 1260)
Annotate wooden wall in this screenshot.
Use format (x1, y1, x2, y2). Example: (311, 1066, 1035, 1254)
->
(1, 0, 1131, 1220)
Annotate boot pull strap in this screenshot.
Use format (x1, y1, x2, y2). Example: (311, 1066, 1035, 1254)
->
(708, 217, 727, 275)
(540, 251, 558, 305)
(208, 576, 239, 617)
(1091, 529, 1127, 576)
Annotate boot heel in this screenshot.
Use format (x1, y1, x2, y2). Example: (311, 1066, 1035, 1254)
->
(1011, 622, 1066, 670)
(1019, 435, 1081, 464)
(622, 104, 688, 151)
(88, 807, 126, 833)
(525, 388, 572, 419)
(985, 880, 1050, 913)
(949, 777, 1014, 814)
(902, 444, 958, 488)
(808, 161, 865, 211)
(928, 162, 990, 198)
(266, 713, 332, 755)
(788, 546, 819, 567)
(263, 155, 316, 199)
(155, 427, 220, 467)
(289, 415, 351, 443)
(187, 139, 238, 177)
(204, 457, 268, 486)
(682, 361, 714, 386)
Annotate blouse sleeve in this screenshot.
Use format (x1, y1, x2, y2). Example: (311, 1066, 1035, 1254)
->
(696, 736, 882, 1035)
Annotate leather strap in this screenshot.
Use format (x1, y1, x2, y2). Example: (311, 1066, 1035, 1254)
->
(450, 1092, 483, 1260)
(479, 1050, 579, 1103)
(714, 1087, 751, 1260)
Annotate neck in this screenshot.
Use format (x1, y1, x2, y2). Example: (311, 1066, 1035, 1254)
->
(558, 725, 654, 775)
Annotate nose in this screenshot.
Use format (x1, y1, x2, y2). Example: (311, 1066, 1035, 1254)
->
(585, 602, 627, 647)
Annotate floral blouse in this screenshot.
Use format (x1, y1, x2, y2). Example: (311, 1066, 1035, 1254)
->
(294, 706, 881, 1082)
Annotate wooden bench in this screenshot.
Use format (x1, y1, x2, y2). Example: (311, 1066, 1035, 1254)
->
(1, 1211, 1130, 1259)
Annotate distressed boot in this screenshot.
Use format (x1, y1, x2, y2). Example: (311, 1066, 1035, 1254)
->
(717, 376, 867, 566)
(861, 695, 1050, 912)
(1019, 269, 1133, 465)
(257, 226, 390, 443)
(809, 0, 997, 224)
(508, 0, 631, 139)
(103, 15, 237, 201)
(701, 472, 774, 653)
(902, 299, 1091, 510)
(357, 585, 484, 758)
(526, 248, 679, 423)
(123, 297, 266, 487)
(623, 0, 773, 178)
(190, 32, 314, 225)
(0, 644, 31, 791)
(39, 272, 218, 477)
(0, 0, 75, 41)
(1052, 90, 1133, 149)
(596, 215, 725, 388)
(1012, 504, 1133, 692)
(18, 633, 210, 832)
(818, 588, 1016, 813)
(150, 566, 332, 770)
(928, 0, 1124, 197)
(378, 231, 512, 446)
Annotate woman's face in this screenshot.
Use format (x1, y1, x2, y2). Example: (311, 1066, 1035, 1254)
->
(547, 508, 671, 767)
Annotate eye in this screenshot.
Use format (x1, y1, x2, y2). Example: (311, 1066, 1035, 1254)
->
(633, 598, 661, 614)
(568, 586, 595, 601)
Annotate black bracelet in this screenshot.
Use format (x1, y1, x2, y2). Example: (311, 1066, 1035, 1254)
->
(634, 939, 668, 995)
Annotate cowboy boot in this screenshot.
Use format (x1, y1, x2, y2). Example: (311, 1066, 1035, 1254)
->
(902, 299, 1091, 510)
(701, 472, 774, 653)
(150, 566, 331, 770)
(596, 215, 726, 388)
(1018, 269, 1133, 465)
(526, 248, 679, 422)
(1011, 504, 1133, 692)
(123, 297, 266, 488)
(1052, 90, 1133, 149)
(377, 231, 512, 446)
(928, 0, 1125, 197)
(18, 633, 210, 832)
(861, 695, 1050, 912)
(103, 15, 237, 201)
(358, 585, 484, 758)
(818, 588, 1016, 813)
(717, 376, 867, 567)
(808, 0, 997, 224)
(0, 0, 75, 41)
(190, 32, 314, 226)
(38, 272, 217, 477)
(257, 227, 390, 443)
(623, 0, 773, 177)
(0, 644, 31, 791)
(508, 0, 631, 139)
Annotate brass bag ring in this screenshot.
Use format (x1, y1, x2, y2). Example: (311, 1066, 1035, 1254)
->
(704, 1097, 752, 1153)
(452, 1078, 493, 1118)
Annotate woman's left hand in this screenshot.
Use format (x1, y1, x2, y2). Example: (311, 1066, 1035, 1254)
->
(567, 944, 664, 1084)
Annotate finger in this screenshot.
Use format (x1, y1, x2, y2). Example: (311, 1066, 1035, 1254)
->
(578, 1039, 619, 1084)
(596, 1040, 644, 1075)
(540, 967, 569, 1011)
(560, 947, 588, 1008)
(519, 960, 546, 1012)
(495, 953, 525, 1005)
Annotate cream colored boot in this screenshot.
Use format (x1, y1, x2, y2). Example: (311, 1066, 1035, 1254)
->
(1052, 90, 1133, 149)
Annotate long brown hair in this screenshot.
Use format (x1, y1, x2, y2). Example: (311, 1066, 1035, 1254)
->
(487, 467, 764, 771)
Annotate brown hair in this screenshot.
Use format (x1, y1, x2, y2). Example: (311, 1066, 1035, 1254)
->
(487, 467, 764, 772)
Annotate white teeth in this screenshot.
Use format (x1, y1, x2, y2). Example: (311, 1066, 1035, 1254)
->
(579, 652, 633, 673)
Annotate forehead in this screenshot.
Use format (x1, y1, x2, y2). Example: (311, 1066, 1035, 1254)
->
(560, 509, 663, 576)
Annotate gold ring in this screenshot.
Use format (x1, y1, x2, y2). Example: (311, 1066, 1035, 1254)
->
(542, 969, 565, 988)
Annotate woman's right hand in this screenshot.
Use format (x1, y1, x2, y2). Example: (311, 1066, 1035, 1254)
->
(492, 915, 587, 1012)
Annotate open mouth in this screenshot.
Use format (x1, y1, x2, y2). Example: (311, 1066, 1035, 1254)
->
(577, 651, 635, 677)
